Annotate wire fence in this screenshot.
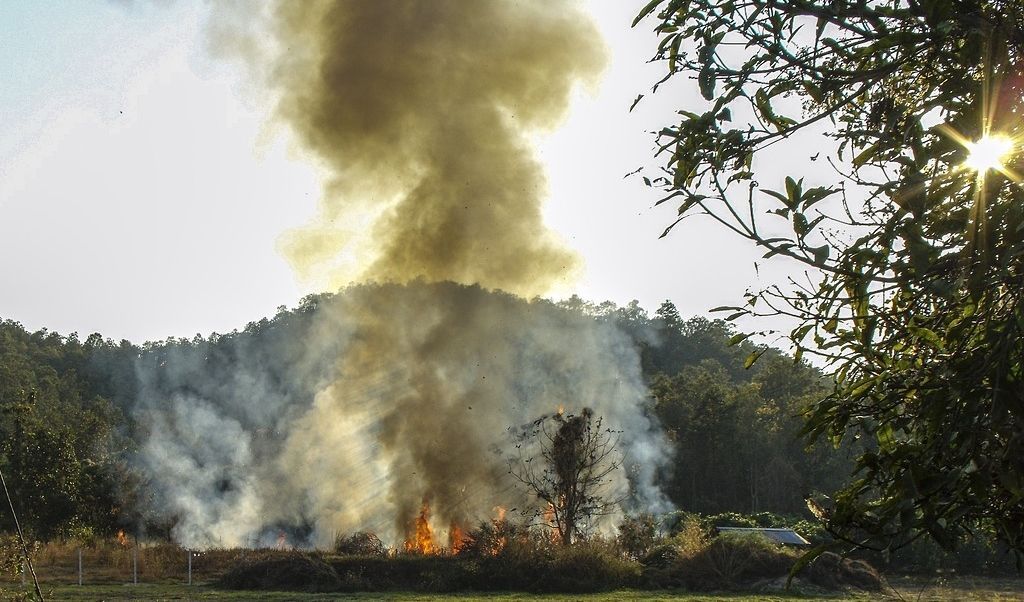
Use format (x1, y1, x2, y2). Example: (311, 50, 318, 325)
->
(0, 543, 270, 587)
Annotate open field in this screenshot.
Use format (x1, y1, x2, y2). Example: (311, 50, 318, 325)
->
(3, 543, 1022, 600)
(0, 578, 1021, 602)
(885, 576, 1024, 601)
(0, 585, 890, 601)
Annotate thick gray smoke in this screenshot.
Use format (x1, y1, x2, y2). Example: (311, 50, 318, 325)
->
(133, 284, 670, 548)
(130, 0, 672, 548)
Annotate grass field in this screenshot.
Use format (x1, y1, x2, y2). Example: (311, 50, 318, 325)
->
(1, 577, 1022, 601)
(3, 542, 1022, 600)
(0, 585, 880, 601)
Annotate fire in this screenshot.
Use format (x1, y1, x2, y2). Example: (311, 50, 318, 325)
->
(543, 503, 559, 543)
(276, 530, 288, 550)
(404, 501, 437, 555)
(491, 506, 510, 555)
(116, 530, 129, 547)
(556, 404, 565, 415)
(448, 522, 468, 553)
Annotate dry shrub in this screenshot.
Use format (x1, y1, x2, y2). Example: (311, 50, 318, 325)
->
(643, 531, 798, 591)
(333, 532, 386, 556)
(0, 587, 35, 602)
(0, 535, 28, 578)
(331, 556, 475, 593)
(458, 519, 526, 559)
(673, 516, 710, 557)
(219, 552, 340, 592)
(695, 532, 796, 586)
(639, 516, 707, 587)
(544, 539, 641, 592)
(641, 528, 884, 593)
(473, 531, 638, 593)
(136, 543, 188, 580)
(805, 551, 882, 591)
(472, 528, 554, 591)
(35, 540, 76, 568)
(27, 538, 275, 584)
(617, 514, 659, 560)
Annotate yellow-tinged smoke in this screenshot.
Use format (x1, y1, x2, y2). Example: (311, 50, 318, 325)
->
(132, 2, 674, 551)
(252, 1, 605, 296)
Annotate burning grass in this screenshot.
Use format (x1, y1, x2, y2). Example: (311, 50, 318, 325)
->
(1, 521, 883, 595)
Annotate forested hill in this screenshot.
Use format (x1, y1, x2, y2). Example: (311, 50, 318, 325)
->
(0, 282, 849, 540)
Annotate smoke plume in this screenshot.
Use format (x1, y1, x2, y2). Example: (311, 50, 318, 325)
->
(242, 0, 605, 296)
(133, 284, 670, 547)
(128, 1, 671, 549)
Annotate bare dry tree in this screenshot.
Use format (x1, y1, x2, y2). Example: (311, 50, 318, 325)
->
(508, 408, 622, 545)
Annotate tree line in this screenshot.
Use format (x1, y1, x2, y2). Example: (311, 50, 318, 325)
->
(0, 284, 846, 541)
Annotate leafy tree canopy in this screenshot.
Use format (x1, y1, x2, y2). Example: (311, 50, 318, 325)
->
(637, 0, 1024, 554)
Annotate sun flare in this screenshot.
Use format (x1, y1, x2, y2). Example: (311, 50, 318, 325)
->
(965, 135, 1014, 173)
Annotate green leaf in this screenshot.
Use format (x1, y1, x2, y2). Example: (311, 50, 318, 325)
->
(728, 332, 751, 345)
(909, 326, 943, 349)
(793, 212, 809, 237)
(801, 186, 838, 209)
(709, 305, 743, 313)
(632, 0, 664, 27)
(744, 347, 767, 369)
(763, 189, 792, 206)
(810, 244, 830, 264)
(788, 543, 832, 588)
(853, 143, 879, 168)
(785, 176, 801, 202)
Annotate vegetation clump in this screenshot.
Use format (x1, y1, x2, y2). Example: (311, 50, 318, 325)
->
(466, 530, 639, 593)
(805, 552, 883, 592)
(219, 552, 340, 592)
(332, 531, 386, 557)
(638, 0, 1024, 556)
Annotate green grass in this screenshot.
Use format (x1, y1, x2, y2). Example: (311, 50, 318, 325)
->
(0, 576, 1020, 601)
(0, 585, 870, 601)
(885, 576, 1024, 602)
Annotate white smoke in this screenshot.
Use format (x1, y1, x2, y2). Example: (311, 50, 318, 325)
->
(131, 283, 671, 548)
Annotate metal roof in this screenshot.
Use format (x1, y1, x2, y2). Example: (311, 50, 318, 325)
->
(715, 527, 812, 546)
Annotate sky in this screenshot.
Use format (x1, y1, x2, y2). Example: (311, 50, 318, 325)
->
(0, 1, 789, 344)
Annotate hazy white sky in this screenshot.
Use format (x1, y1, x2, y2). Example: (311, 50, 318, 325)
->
(0, 2, 791, 343)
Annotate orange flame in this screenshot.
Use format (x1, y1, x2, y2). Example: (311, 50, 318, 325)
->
(480, 505, 511, 555)
(544, 503, 559, 543)
(404, 501, 437, 554)
(448, 522, 468, 553)
(116, 530, 129, 547)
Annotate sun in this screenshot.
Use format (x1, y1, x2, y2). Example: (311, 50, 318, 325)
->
(964, 135, 1014, 173)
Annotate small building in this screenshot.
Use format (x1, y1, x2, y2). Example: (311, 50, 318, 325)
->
(715, 526, 811, 546)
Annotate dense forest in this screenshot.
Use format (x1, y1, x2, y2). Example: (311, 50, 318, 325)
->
(0, 282, 849, 542)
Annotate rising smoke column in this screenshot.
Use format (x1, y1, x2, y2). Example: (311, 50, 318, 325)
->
(248, 0, 631, 541)
(129, 1, 672, 549)
(131, 284, 671, 547)
(262, 0, 605, 296)
(274, 283, 669, 545)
